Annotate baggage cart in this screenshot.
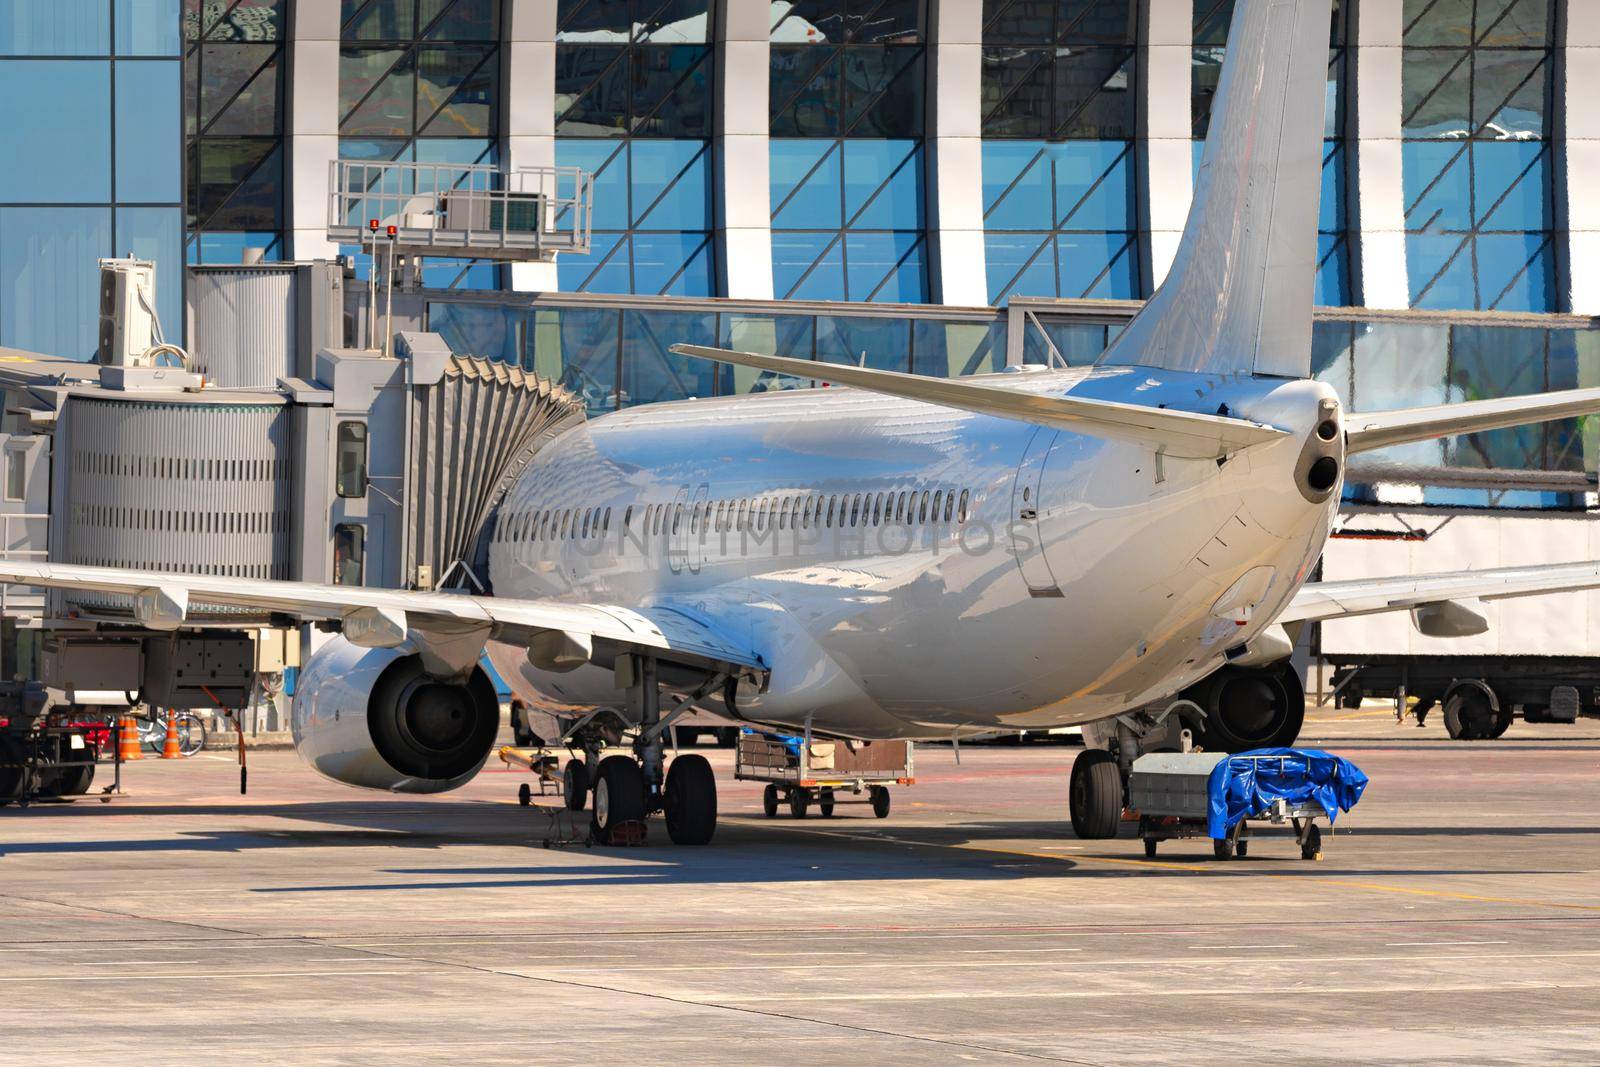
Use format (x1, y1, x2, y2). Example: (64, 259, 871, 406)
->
(1129, 751, 1331, 861)
(736, 732, 912, 819)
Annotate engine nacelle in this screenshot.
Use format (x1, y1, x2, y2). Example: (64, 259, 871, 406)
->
(292, 635, 500, 793)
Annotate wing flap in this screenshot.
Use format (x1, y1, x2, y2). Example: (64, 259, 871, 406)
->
(1281, 560, 1600, 624)
(0, 561, 764, 673)
(669, 344, 1285, 459)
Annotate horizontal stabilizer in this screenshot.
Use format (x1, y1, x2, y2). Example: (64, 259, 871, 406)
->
(669, 344, 1286, 459)
(1345, 387, 1600, 454)
(1281, 559, 1600, 624)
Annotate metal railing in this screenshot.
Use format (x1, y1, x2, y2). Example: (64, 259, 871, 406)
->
(327, 160, 592, 262)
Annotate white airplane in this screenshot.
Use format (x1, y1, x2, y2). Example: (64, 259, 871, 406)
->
(7, 0, 1600, 846)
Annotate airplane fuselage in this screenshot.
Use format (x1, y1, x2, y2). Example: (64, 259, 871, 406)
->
(485, 364, 1342, 740)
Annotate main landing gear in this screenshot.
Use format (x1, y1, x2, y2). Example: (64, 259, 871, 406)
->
(565, 656, 723, 846)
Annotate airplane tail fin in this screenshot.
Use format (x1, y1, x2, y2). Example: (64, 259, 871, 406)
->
(1102, 0, 1330, 380)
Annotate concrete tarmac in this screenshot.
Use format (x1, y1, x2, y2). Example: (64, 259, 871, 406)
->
(2, 707, 1598, 1064)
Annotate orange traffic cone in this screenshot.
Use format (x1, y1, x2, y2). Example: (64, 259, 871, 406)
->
(117, 715, 142, 761)
(161, 712, 181, 759)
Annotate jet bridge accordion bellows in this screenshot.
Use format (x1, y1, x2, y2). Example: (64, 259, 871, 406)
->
(406, 355, 585, 590)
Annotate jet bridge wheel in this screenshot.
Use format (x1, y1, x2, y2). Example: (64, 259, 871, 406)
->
(663, 754, 717, 845)
(1068, 748, 1123, 840)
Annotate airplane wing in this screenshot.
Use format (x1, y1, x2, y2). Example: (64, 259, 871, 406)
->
(1345, 387, 1600, 454)
(0, 561, 764, 677)
(669, 343, 1286, 459)
(1279, 560, 1600, 624)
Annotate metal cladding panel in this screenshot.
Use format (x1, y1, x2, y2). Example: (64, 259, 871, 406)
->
(408, 355, 585, 587)
(59, 395, 292, 621)
(188, 269, 296, 388)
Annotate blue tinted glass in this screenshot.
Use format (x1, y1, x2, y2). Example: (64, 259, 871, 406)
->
(0, 1, 108, 55)
(115, 207, 182, 339)
(843, 139, 922, 230)
(555, 139, 630, 229)
(1057, 233, 1137, 299)
(560, 230, 631, 292)
(629, 140, 711, 230)
(116, 0, 181, 55)
(817, 316, 912, 373)
(631, 231, 714, 296)
(1315, 233, 1350, 306)
(115, 61, 181, 201)
(427, 302, 522, 364)
(984, 231, 1055, 302)
(527, 307, 620, 416)
(981, 141, 1050, 231)
(1053, 141, 1133, 231)
(620, 310, 719, 407)
(1477, 233, 1553, 312)
(420, 258, 499, 290)
(1407, 233, 1475, 309)
(0, 60, 111, 202)
(0, 207, 111, 359)
(776, 232, 845, 301)
(1319, 142, 1344, 232)
(770, 139, 841, 228)
(189, 231, 282, 265)
(844, 231, 925, 302)
(1403, 140, 1471, 231)
(1474, 141, 1549, 231)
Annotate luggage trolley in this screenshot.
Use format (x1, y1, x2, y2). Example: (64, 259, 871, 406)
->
(736, 731, 913, 819)
(1128, 751, 1363, 861)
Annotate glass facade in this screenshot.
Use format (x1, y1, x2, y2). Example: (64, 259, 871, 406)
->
(769, 1, 929, 303)
(184, 0, 286, 264)
(554, 0, 716, 297)
(980, 0, 1139, 304)
(1401, 0, 1555, 312)
(0, 1, 184, 360)
(1192, 0, 1351, 306)
(339, 0, 502, 288)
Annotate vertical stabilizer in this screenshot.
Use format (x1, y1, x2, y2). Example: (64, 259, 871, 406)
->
(1104, 0, 1329, 379)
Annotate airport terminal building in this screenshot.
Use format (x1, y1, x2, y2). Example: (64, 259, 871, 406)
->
(3, 0, 1600, 682)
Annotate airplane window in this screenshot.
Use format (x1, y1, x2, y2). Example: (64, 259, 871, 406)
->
(826, 495, 837, 527)
(945, 491, 956, 522)
(897, 491, 908, 523)
(735, 499, 746, 530)
(870, 493, 880, 525)
(671, 504, 682, 534)
(932, 489, 943, 522)
(919, 489, 929, 523)
(540, 511, 551, 539)
(847, 495, 859, 526)
(959, 489, 970, 523)
(792, 496, 803, 530)
(691, 505, 700, 535)
(603, 507, 611, 533)
(582, 510, 591, 538)
(803, 496, 814, 529)
(777, 496, 789, 531)
(623, 505, 632, 529)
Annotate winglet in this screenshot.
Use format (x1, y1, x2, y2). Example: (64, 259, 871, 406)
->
(670, 343, 1286, 459)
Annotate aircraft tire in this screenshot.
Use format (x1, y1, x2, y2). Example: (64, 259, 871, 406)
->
(1069, 748, 1122, 840)
(664, 754, 717, 845)
(591, 756, 645, 841)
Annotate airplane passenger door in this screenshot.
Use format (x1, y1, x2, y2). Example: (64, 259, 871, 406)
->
(667, 486, 689, 574)
(687, 483, 709, 574)
(1011, 426, 1062, 596)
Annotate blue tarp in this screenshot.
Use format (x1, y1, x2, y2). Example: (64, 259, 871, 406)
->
(1205, 748, 1369, 839)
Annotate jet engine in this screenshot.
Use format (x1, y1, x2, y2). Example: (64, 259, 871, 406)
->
(1182, 662, 1305, 751)
(292, 635, 501, 793)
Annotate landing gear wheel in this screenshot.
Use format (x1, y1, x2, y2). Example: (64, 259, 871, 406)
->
(788, 787, 811, 818)
(762, 783, 779, 817)
(663, 754, 717, 845)
(1068, 748, 1123, 840)
(869, 786, 891, 819)
(517, 782, 532, 807)
(1443, 689, 1497, 741)
(562, 759, 590, 811)
(591, 755, 645, 842)
(1300, 823, 1323, 861)
(818, 787, 835, 817)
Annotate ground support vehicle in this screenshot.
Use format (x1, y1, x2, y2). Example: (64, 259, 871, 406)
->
(737, 732, 912, 819)
(1328, 655, 1600, 739)
(1129, 752, 1331, 861)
